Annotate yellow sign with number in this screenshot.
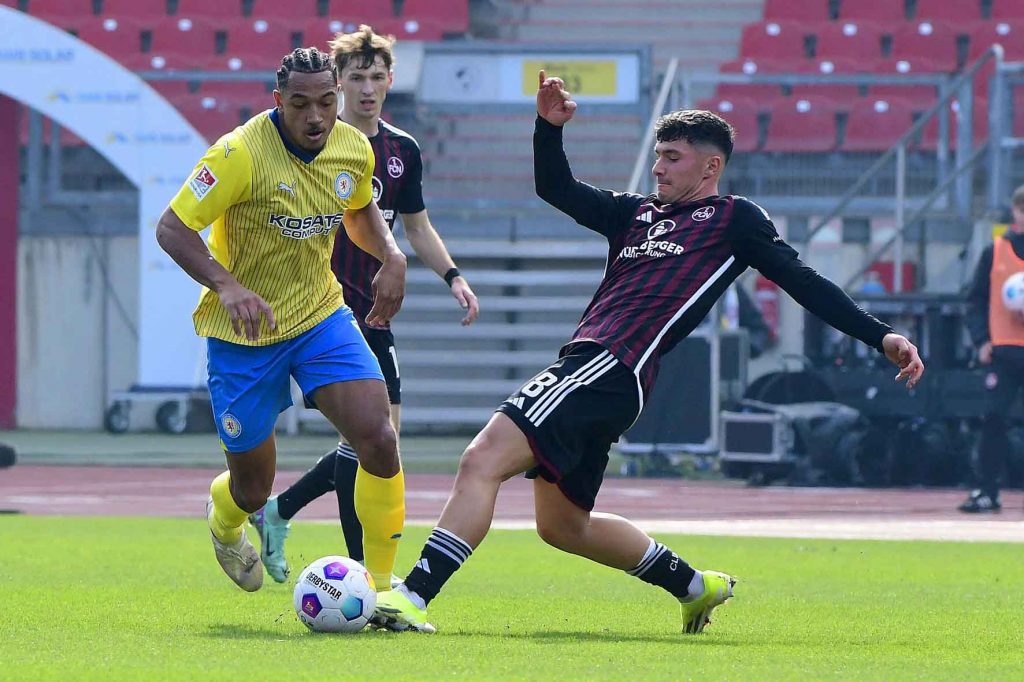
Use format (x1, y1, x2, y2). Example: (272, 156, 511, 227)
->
(523, 60, 618, 97)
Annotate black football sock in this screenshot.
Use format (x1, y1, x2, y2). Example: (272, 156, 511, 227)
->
(626, 539, 699, 600)
(402, 527, 473, 606)
(275, 446, 338, 520)
(333, 443, 364, 562)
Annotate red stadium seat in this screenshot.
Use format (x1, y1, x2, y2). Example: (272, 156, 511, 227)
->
(992, 0, 1024, 20)
(198, 80, 273, 110)
(812, 56, 888, 74)
(865, 84, 939, 108)
(174, 0, 244, 18)
(714, 81, 785, 103)
(790, 83, 862, 102)
(75, 20, 143, 61)
(814, 21, 883, 62)
(248, 0, 320, 22)
(301, 17, 340, 47)
(222, 17, 297, 59)
(913, 0, 982, 22)
(762, 0, 830, 22)
(763, 99, 838, 151)
(147, 18, 217, 67)
(888, 21, 960, 71)
(918, 98, 987, 149)
(25, 0, 95, 19)
(149, 80, 192, 102)
(968, 21, 1024, 61)
(100, 0, 167, 24)
(841, 98, 915, 151)
(839, 0, 907, 22)
(402, 0, 469, 33)
(740, 22, 810, 60)
(697, 97, 762, 152)
(203, 49, 282, 72)
(327, 0, 393, 22)
(168, 93, 247, 142)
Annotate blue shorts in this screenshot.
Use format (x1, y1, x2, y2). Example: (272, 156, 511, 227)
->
(206, 306, 384, 453)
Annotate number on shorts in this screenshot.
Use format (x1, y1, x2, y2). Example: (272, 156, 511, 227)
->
(521, 371, 559, 398)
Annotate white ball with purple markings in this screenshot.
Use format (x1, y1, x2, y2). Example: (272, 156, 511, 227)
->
(293, 556, 376, 633)
(1003, 272, 1024, 312)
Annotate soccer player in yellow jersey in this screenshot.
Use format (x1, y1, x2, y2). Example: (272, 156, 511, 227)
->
(155, 47, 407, 593)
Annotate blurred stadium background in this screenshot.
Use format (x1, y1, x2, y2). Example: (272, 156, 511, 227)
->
(2, 0, 1024, 486)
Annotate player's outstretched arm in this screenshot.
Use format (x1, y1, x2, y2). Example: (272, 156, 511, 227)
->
(155, 208, 275, 341)
(343, 201, 407, 327)
(402, 210, 479, 326)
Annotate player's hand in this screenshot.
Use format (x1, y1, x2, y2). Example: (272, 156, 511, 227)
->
(978, 341, 993, 365)
(450, 277, 479, 326)
(218, 281, 276, 341)
(367, 252, 406, 327)
(536, 69, 578, 126)
(882, 333, 924, 390)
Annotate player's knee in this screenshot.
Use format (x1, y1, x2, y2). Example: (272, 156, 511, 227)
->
(456, 441, 505, 483)
(349, 423, 399, 477)
(535, 517, 583, 552)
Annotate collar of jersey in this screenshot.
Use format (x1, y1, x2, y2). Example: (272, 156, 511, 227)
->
(269, 108, 322, 164)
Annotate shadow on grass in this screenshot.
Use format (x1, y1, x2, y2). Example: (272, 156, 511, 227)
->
(204, 623, 307, 641)
(439, 629, 745, 645)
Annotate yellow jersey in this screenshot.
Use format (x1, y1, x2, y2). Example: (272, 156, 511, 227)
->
(169, 108, 374, 345)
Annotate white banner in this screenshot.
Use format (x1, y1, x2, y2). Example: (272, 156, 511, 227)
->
(420, 51, 641, 104)
(0, 7, 209, 388)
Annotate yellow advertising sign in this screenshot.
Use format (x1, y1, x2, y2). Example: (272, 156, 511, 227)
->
(523, 60, 618, 96)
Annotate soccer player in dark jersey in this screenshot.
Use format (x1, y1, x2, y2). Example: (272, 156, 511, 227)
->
(372, 71, 925, 634)
(249, 26, 479, 584)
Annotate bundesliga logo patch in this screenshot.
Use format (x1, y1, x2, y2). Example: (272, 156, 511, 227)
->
(188, 164, 218, 202)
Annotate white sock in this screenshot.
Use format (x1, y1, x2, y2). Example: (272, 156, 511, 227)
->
(684, 571, 705, 601)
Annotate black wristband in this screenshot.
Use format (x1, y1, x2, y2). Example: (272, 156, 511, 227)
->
(443, 267, 461, 287)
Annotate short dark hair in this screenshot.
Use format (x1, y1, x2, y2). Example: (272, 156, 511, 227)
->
(1012, 184, 1024, 208)
(330, 24, 396, 73)
(276, 47, 337, 90)
(655, 109, 735, 163)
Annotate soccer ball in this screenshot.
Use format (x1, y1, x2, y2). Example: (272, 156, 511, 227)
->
(293, 556, 377, 633)
(1003, 272, 1024, 312)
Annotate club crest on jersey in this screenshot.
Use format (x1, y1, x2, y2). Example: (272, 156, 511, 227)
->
(372, 176, 383, 203)
(221, 413, 242, 439)
(647, 219, 676, 240)
(387, 156, 404, 178)
(692, 205, 715, 221)
(335, 172, 354, 199)
(187, 164, 218, 202)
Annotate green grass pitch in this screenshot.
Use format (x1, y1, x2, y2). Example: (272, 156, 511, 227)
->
(2, 516, 1022, 680)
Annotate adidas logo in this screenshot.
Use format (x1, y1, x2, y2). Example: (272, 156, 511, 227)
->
(638, 209, 654, 223)
(414, 558, 431, 574)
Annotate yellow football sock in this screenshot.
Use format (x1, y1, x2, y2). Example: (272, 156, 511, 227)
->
(355, 466, 405, 591)
(209, 471, 248, 544)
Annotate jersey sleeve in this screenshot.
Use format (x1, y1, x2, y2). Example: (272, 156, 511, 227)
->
(169, 132, 253, 231)
(347, 135, 375, 210)
(727, 197, 892, 352)
(396, 139, 426, 215)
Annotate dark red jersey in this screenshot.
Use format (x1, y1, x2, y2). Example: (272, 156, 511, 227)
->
(332, 119, 425, 328)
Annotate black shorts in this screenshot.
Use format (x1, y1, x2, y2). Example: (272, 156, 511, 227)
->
(362, 327, 401, 405)
(496, 342, 640, 511)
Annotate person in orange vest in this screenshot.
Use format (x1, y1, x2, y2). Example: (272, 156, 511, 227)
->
(961, 185, 1024, 512)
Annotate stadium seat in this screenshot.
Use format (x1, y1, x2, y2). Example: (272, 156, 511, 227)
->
(814, 21, 883, 62)
(403, 0, 470, 33)
(740, 22, 811, 60)
(697, 97, 762, 152)
(222, 17, 298, 59)
(762, 0, 831, 22)
(26, 0, 95, 20)
(146, 18, 217, 67)
(865, 84, 939, 108)
(991, 0, 1024, 20)
(790, 83, 862, 102)
(249, 0, 321, 22)
(763, 99, 838, 151)
(168, 93, 247, 142)
(174, 0, 245, 18)
(714, 81, 785, 104)
(812, 56, 888, 74)
(841, 98, 915, 151)
(75, 20, 142, 62)
(100, 0, 167, 24)
(968, 22, 1024, 61)
(913, 0, 982, 22)
(327, 0, 394, 22)
(839, 0, 907, 22)
(888, 21, 960, 72)
(198, 80, 273, 111)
